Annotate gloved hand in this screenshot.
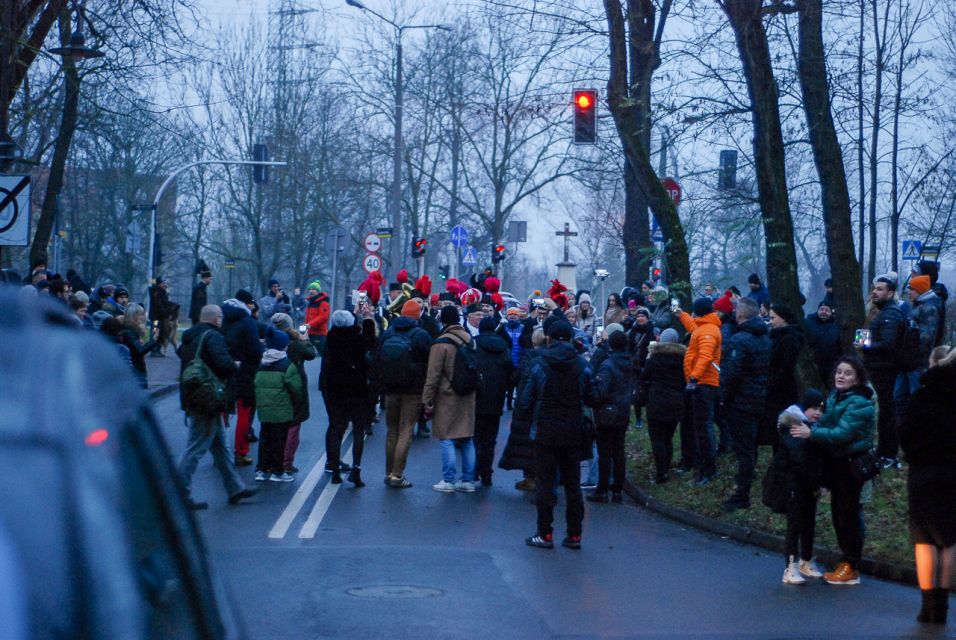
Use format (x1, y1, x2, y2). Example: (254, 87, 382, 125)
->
(685, 377, 699, 393)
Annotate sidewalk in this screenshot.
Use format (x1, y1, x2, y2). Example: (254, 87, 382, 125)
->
(146, 352, 180, 398)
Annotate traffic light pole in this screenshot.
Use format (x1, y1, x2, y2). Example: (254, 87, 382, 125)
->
(390, 37, 403, 276)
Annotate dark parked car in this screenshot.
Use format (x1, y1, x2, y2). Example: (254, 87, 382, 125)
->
(0, 288, 245, 639)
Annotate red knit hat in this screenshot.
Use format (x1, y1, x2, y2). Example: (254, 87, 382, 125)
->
(713, 293, 734, 315)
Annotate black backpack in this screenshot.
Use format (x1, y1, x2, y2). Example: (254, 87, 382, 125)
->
(891, 307, 922, 372)
(377, 330, 417, 391)
(761, 448, 789, 515)
(438, 335, 479, 395)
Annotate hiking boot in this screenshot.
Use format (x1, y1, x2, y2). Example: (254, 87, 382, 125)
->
(525, 532, 554, 549)
(515, 478, 535, 492)
(347, 467, 365, 488)
(586, 492, 609, 503)
(234, 454, 253, 466)
(432, 480, 456, 493)
(799, 558, 824, 579)
(824, 562, 860, 585)
(561, 535, 582, 550)
(783, 560, 806, 585)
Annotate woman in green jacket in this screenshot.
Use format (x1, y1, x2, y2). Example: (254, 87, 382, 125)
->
(254, 327, 304, 482)
(791, 355, 875, 586)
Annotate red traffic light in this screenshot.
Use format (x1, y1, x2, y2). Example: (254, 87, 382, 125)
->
(575, 93, 592, 110)
(415, 238, 427, 248)
(572, 89, 597, 144)
(495, 244, 505, 253)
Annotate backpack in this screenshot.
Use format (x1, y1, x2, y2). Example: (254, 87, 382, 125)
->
(891, 307, 922, 372)
(180, 331, 226, 413)
(438, 335, 479, 395)
(378, 330, 417, 391)
(761, 448, 789, 515)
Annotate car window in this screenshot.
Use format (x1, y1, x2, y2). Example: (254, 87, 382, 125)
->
(119, 427, 207, 640)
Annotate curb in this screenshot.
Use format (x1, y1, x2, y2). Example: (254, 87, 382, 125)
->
(623, 479, 918, 587)
(148, 383, 178, 401)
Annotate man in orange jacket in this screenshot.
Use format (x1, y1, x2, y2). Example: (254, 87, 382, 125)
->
(305, 280, 330, 356)
(677, 297, 722, 487)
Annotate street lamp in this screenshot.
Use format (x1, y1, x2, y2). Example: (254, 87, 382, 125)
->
(49, 1, 105, 60)
(345, 0, 452, 274)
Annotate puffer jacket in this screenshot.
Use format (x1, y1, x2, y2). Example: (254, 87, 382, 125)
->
(496, 319, 524, 367)
(305, 292, 330, 337)
(910, 291, 945, 367)
(862, 301, 905, 374)
(809, 386, 876, 457)
(590, 349, 636, 428)
(638, 341, 687, 422)
(319, 321, 376, 397)
(720, 316, 770, 410)
(678, 312, 722, 387)
(222, 301, 263, 404)
(475, 331, 514, 416)
(777, 406, 822, 492)
(255, 351, 304, 424)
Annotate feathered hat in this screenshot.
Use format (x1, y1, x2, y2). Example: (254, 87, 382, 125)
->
(483, 276, 501, 294)
(357, 271, 385, 306)
(414, 275, 433, 297)
(446, 278, 468, 296)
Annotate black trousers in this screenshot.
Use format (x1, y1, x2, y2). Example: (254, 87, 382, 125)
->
(678, 396, 699, 470)
(474, 413, 502, 481)
(324, 394, 369, 469)
(729, 408, 759, 500)
(785, 487, 818, 562)
(870, 370, 899, 459)
(595, 425, 627, 492)
(257, 422, 290, 475)
(534, 443, 584, 538)
(648, 419, 678, 480)
(829, 457, 865, 568)
(690, 386, 717, 477)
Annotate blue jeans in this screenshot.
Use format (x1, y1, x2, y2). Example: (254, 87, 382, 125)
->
(179, 413, 244, 500)
(441, 438, 475, 483)
(894, 369, 923, 426)
(585, 442, 599, 485)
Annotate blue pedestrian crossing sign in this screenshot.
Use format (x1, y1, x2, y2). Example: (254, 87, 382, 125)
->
(902, 240, 922, 261)
(450, 225, 469, 249)
(462, 246, 478, 266)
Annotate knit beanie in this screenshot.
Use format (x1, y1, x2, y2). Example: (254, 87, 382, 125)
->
(401, 300, 422, 319)
(659, 328, 679, 344)
(909, 275, 931, 295)
(307, 280, 322, 292)
(271, 312, 294, 332)
(577, 292, 592, 305)
(799, 389, 825, 411)
(265, 326, 289, 351)
(546, 320, 573, 341)
(235, 289, 255, 304)
(605, 322, 624, 336)
(692, 297, 713, 316)
(713, 293, 734, 315)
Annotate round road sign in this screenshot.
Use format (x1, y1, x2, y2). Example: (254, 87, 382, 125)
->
(661, 177, 682, 205)
(363, 253, 382, 274)
(364, 233, 382, 253)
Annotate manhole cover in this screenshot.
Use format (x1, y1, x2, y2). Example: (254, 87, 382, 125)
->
(346, 585, 444, 599)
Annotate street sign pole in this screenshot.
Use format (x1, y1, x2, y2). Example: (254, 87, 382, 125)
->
(331, 246, 338, 313)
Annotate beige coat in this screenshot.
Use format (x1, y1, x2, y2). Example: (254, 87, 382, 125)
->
(422, 325, 476, 440)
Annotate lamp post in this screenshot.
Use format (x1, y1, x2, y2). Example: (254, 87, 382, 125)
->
(345, 0, 451, 274)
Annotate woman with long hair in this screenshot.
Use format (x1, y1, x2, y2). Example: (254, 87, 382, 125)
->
(120, 303, 156, 388)
(900, 345, 956, 624)
(790, 356, 875, 586)
(604, 292, 626, 327)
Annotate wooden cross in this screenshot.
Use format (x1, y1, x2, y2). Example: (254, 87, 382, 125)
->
(555, 222, 578, 263)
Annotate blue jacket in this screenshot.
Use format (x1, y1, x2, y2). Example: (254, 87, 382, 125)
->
(747, 285, 771, 309)
(720, 316, 770, 411)
(804, 312, 841, 378)
(496, 319, 524, 367)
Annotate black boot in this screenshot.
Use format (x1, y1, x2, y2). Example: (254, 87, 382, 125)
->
(331, 469, 342, 484)
(933, 587, 949, 624)
(348, 466, 365, 488)
(918, 589, 935, 623)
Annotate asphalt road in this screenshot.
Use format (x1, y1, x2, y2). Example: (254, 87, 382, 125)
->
(151, 359, 948, 640)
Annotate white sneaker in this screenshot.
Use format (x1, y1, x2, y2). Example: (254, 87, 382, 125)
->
(432, 480, 456, 493)
(455, 481, 476, 492)
(799, 558, 824, 579)
(254, 470, 267, 482)
(783, 562, 806, 585)
(270, 472, 294, 483)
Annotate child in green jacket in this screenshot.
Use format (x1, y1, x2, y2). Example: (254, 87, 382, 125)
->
(255, 327, 303, 482)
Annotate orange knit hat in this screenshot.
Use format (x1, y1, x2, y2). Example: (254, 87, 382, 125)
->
(909, 275, 931, 295)
(401, 300, 422, 318)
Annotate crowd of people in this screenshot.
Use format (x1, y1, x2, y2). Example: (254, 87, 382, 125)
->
(4, 255, 954, 625)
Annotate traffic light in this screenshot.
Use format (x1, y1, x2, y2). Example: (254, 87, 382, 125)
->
(253, 143, 269, 184)
(718, 149, 737, 190)
(573, 89, 597, 144)
(412, 237, 427, 258)
(652, 267, 662, 281)
(438, 265, 449, 280)
(492, 244, 507, 263)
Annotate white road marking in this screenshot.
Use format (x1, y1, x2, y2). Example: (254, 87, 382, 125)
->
(298, 437, 355, 539)
(268, 452, 328, 539)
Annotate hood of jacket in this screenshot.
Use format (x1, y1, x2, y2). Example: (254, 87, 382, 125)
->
(736, 316, 769, 337)
(390, 316, 419, 333)
(540, 340, 581, 372)
(694, 312, 722, 329)
(307, 292, 329, 307)
(439, 324, 471, 345)
(771, 323, 804, 341)
(261, 349, 286, 366)
(649, 341, 687, 357)
(327, 324, 361, 348)
(222, 301, 249, 324)
(916, 290, 940, 305)
(476, 332, 507, 353)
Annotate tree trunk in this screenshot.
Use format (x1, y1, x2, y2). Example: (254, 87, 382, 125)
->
(796, 0, 865, 350)
(30, 15, 80, 271)
(604, 0, 690, 301)
(856, 0, 866, 281)
(623, 158, 652, 284)
(721, 0, 802, 312)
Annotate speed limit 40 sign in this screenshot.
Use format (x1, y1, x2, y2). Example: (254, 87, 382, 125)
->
(363, 253, 382, 274)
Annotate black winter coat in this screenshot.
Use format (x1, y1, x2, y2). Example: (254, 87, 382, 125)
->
(591, 349, 636, 428)
(862, 302, 905, 374)
(804, 313, 841, 380)
(475, 332, 514, 416)
(766, 324, 804, 415)
(520, 341, 592, 448)
(320, 320, 377, 397)
(189, 281, 208, 325)
(222, 304, 263, 404)
(497, 347, 542, 472)
(177, 323, 237, 412)
(374, 316, 433, 394)
(119, 327, 156, 388)
(419, 312, 442, 339)
(720, 317, 770, 412)
(638, 342, 686, 422)
(900, 362, 956, 466)
(777, 429, 822, 493)
(627, 322, 654, 372)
